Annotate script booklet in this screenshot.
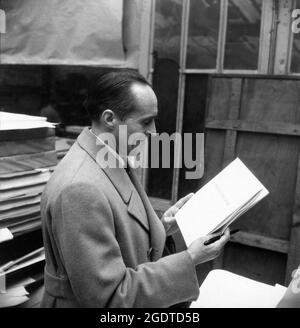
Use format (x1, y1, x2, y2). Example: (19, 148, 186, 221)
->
(175, 158, 269, 247)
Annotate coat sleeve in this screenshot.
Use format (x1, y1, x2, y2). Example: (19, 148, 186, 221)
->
(53, 182, 199, 308)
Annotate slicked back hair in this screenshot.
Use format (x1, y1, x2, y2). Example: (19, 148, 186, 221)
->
(84, 69, 151, 122)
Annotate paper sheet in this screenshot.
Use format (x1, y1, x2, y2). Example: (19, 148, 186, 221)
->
(0, 286, 29, 308)
(0, 228, 13, 243)
(0, 170, 51, 191)
(191, 269, 287, 308)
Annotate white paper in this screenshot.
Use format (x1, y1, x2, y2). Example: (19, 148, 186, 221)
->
(0, 286, 29, 308)
(0, 112, 56, 130)
(3, 286, 29, 297)
(0, 228, 13, 243)
(175, 158, 269, 246)
(191, 269, 287, 308)
(0, 194, 41, 212)
(0, 170, 51, 191)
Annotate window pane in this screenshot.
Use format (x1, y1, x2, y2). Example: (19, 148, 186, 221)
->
(178, 75, 207, 199)
(291, 0, 300, 73)
(147, 60, 179, 200)
(186, 0, 221, 69)
(154, 0, 182, 64)
(147, 0, 182, 199)
(224, 0, 262, 70)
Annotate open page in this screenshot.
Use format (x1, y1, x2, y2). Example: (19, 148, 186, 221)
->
(175, 158, 269, 246)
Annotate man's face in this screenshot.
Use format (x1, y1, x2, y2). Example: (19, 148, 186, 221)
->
(116, 83, 158, 155)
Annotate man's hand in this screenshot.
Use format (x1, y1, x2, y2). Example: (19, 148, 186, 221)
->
(161, 193, 194, 236)
(187, 228, 230, 266)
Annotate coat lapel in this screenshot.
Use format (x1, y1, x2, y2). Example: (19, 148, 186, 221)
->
(77, 128, 149, 232)
(127, 165, 166, 261)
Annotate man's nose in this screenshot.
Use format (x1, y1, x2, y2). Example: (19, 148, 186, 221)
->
(147, 121, 156, 135)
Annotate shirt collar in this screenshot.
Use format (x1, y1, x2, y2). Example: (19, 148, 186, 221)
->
(89, 128, 127, 168)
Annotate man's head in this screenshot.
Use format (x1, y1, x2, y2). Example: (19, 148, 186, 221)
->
(85, 69, 158, 154)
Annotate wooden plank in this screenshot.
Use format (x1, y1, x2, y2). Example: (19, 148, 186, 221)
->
(222, 130, 237, 165)
(227, 78, 242, 120)
(171, 73, 186, 204)
(286, 155, 300, 284)
(240, 79, 300, 125)
(140, 1, 152, 194)
(137, 0, 153, 77)
(223, 243, 287, 286)
(213, 78, 242, 269)
(171, 0, 190, 204)
(200, 130, 226, 187)
(230, 231, 289, 254)
(258, 0, 273, 74)
(273, 0, 293, 75)
(233, 133, 299, 240)
(211, 73, 300, 80)
(206, 120, 300, 137)
(216, 0, 228, 72)
(206, 78, 234, 120)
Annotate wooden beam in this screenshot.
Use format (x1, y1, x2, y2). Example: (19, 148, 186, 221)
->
(206, 119, 300, 137)
(230, 231, 289, 254)
(286, 154, 300, 284)
(137, 0, 153, 78)
(171, 0, 190, 205)
(273, 0, 293, 75)
(213, 78, 242, 269)
(222, 78, 242, 166)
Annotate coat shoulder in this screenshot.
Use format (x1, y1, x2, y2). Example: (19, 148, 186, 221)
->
(41, 141, 113, 207)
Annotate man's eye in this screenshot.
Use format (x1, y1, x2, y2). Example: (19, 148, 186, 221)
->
(143, 120, 151, 125)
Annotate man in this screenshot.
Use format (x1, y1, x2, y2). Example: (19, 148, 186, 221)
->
(40, 69, 229, 307)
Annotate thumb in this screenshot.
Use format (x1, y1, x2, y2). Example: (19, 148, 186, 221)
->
(174, 193, 194, 209)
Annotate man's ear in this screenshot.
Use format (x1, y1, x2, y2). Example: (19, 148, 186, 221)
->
(101, 109, 117, 129)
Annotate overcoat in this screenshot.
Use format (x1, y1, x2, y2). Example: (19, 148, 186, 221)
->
(40, 127, 199, 307)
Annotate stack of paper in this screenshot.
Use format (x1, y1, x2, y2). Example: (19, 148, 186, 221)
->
(191, 269, 287, 308)
(0, 248, 45, 307)
(175, 158, 269, 246)
(0, 112, 57, 242)
(0, 112, 55, 130)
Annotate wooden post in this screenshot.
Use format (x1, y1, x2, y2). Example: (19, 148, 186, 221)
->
(212, 77, 242, 270)
(286, 154, 300, 285)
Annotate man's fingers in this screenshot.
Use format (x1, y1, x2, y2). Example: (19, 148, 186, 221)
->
(174, 193, 194, 209)
(215, 229, 230, 247)
(223, 228, 230, 238)
(163, 215, 175, 224)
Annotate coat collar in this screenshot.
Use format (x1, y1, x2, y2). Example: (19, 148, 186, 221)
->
(77, 127, 132, 204)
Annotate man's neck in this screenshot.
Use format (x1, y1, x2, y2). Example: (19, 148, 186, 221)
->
(90, 124, 107, 138)
(90, 124, 129, 167)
